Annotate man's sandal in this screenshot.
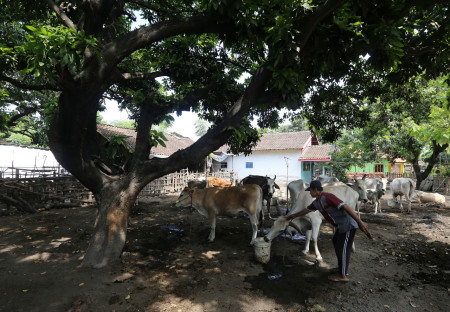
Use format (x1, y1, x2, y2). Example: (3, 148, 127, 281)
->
(328, 274, 349, 282)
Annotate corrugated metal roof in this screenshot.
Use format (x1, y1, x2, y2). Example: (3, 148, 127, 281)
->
(96, 123, 195, 157)
(299, 145, 334, 160)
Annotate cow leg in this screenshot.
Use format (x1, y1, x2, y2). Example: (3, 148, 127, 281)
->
(258, 209, 265, 237)
(275, 199, 283, 216)
(249, 214, 259, 246)
(399, 195, 404, 213)
(207, 214, 216, 242)
(406, 196, 411, 213)
(266, 199, 275, 219)
(302, 229, 312, 256)
(310, 220, 323, 262)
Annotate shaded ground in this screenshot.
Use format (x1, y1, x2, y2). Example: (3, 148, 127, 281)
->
(0, 193, 449, 312)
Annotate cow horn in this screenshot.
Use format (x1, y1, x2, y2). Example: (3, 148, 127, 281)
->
(273, 175, 276, 180)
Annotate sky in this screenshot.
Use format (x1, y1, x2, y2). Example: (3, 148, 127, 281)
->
(100, 102, 200, 141)
(98, 18, 202, 141)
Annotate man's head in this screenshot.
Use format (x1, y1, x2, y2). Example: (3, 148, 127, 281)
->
(306, 180, 323, 198)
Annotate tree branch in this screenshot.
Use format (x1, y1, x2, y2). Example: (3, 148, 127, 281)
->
(44, 0, 78, 31)
(127, 0, 197, 15)
(0, 73, 60, 91)
(101, 14, 230, 68)
(118, 71, 168, 82)
(297, 0, 348, 50)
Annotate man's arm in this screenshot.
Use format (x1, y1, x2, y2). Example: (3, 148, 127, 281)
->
(286, 209, 311, 221)
(342, 204, 368, 233)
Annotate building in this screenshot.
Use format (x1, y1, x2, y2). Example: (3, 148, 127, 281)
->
(96, 123, 195, 158)
(217, 131, 334, 183)
(0, 142, 61, 178)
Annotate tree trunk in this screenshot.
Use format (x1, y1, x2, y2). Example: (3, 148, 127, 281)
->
(81, 184, 138, 268)
(413, 141, 449, 188)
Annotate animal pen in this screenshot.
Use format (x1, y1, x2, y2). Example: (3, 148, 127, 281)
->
(0, 168, 238, 213)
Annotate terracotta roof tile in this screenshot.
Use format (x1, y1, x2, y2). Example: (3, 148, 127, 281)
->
(299, 145, 334, 160)
(253, 131, 312, 151)
(97, 123, 194, 157)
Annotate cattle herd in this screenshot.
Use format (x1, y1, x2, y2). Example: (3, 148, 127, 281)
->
(176, 174, 433, 262)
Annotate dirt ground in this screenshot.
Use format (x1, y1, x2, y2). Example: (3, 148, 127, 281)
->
(0, 192, 449, 312)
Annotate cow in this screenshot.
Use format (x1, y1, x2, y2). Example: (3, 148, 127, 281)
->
(366, 182, 384, 214)
(364, 177, 387, 193)
(346, 176, 369, 217)
(391, 178, 416, 213)
(175, 184, 263, 245)
(412, 190, 446, 204)
(187, 179, 207, 189)
(364, 178, 386, 214)
(264, 180, 359, 262)
(316, 175, 340, 183)
(240, 175, 280, 218)
(207, 177, 233, 188)
(286, 179, 309, 214)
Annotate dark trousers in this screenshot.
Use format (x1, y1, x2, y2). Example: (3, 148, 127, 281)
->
(332, 228, 356, 276)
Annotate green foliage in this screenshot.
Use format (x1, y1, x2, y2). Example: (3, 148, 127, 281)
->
(104, 135, 133, 166)
(331, 130, 364, 181)
(4, 25, 97, 84)
(407, 77, 450, 146)
(223, 123, 260, 156)
(194, 119, 209, 137)
(149, 130, 167, 148)
(109, 120, 135, 129)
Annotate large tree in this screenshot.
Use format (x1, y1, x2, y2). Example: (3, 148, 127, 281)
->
(1, 0, 448, 267)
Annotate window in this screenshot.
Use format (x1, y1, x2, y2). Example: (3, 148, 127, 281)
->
(246, 162, 253, 168)
(375, 164, 384, 172)
(303, 162, 311, 171)
(221, 162, 227, 169)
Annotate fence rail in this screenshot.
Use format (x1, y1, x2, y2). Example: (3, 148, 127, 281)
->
(1, 169, 239, 212)
(0, 166, 67, 179)
(138, 169, 238, 197)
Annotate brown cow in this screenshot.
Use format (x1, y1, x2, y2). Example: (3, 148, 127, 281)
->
(175, 184, 263, 245)
(206, 177, 233, 188)
(187, 179, 207, 189)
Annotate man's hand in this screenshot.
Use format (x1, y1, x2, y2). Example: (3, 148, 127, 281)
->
(358, 220, 369, 234)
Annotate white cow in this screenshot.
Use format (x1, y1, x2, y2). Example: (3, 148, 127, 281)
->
(412, 190, 446, 204)
(391, 178, 416, 213)
(286, 179, 309, 213)
(175, 185, 263, 245)
(264, 181, 359, 262)
(366, 182, 384, 214)
(364, 178, 386, 214)
(316, 175, 340, 183)
(365, 177, 387, 193)
(346, 176, 369, 216)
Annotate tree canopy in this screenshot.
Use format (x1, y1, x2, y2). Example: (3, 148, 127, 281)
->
(1, 0, 449, 267)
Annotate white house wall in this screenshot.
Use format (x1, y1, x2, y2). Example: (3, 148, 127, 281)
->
(0, 145, 60, 168)
(225, 150, 302, 182)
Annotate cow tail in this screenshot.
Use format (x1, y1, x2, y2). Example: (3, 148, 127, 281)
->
(258, 187, 264, 226)
(409, 179, 416, 197)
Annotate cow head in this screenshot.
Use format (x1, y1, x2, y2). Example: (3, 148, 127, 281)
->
(347, 178, 368, 203)
(376, 181, 385, 195)
(265, 175, 277, 197)
(175, 187, 194, 207)
(264, 215, 304, 242)
(264, 215, 289, 242)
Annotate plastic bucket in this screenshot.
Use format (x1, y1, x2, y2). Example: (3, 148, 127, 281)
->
(253, 237, 271, 264)
(387, 198, 395, 207)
